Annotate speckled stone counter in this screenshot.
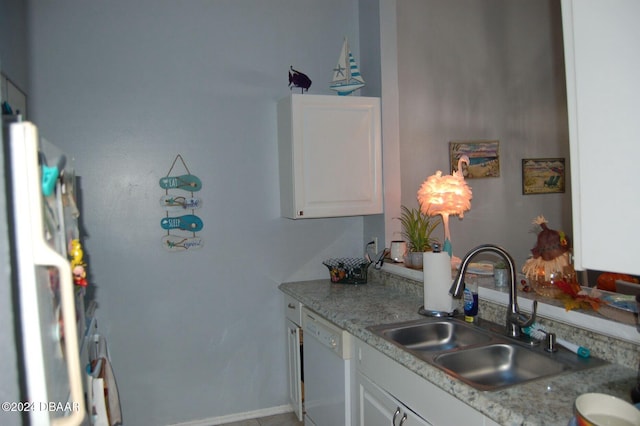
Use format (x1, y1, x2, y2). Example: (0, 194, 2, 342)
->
(279, 271, 638, 426)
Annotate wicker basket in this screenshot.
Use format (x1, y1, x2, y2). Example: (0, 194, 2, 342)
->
(323, 258, 371, 284)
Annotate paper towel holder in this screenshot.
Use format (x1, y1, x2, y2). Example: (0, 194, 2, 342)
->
(418, 306, 459, 318)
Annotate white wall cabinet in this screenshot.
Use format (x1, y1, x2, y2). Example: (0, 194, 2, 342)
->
(357, 371, 431, 426)
(284, 295, 303, 421)
(561, 0, 640, 275)
(354, 337, 499, 426)
(277, 94, 383, 219)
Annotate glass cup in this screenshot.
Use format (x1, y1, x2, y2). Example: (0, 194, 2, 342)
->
(389, 240, 407, 262)
(494, 268, 508, 289)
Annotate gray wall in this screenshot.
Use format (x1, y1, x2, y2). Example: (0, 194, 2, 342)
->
(392, 0, 571, 266)
(27, 1, 369, 424)
(0, 0, 29, 91)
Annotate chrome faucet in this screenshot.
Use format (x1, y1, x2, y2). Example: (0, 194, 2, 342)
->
(449, 244, 537, 338)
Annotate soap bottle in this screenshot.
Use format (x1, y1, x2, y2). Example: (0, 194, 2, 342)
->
(463, 273, 478, 323)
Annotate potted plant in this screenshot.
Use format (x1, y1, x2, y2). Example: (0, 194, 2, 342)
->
(397, 204, 441, 269)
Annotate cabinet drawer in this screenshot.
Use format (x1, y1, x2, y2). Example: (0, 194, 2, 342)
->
(284, 294, 303, 326)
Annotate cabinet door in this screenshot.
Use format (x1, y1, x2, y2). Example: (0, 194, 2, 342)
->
(286, 319, 303, 421)
(357, 372, 431, 426)
(562, 0, 640, 275)
(278, 94, 383, 219)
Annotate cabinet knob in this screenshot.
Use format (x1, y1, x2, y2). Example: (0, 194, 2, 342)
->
(288, 303, 296, 309)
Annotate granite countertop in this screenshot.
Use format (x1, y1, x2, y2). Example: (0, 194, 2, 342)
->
(279, 274, 638, 426)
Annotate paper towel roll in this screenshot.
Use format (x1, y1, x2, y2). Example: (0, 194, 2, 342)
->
(423, 251, 453, 313)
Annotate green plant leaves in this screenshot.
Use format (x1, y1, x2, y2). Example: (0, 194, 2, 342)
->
(397, 204, 441, 252)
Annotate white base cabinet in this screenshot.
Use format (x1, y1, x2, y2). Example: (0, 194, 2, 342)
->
(354, 337, 499, 426)
(357, 372, 431, 426)
(277, 94, 383, 219)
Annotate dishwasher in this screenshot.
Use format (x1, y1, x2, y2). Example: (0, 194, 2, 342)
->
(302, 307, 353, 426)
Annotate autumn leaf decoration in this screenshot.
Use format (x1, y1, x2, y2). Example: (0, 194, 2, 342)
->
(554, 280, 602, 311)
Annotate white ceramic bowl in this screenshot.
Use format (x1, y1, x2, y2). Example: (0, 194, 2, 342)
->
(574, 393, 640, 426)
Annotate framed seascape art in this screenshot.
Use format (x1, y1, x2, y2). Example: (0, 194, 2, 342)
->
(522, 158, 565, 194)
(449, 140, 500, 178)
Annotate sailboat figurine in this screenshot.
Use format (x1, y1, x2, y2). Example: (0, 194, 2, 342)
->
(329, 37, 365, 96)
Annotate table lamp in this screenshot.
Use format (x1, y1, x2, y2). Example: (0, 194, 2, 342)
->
(417, 155, 472, 257)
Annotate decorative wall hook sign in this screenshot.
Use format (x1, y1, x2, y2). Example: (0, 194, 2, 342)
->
(159, 174, 202, 191)
(162, 235, 204, 252)
(161, 214, 204, 232)
(160, 195, 202, 212)
(160, 154, 204, 251)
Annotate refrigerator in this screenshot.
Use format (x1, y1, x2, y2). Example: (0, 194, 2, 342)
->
(3, 120, 120, 425)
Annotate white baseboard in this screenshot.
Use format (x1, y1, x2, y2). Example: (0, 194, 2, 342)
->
(167, 404, 294, 426)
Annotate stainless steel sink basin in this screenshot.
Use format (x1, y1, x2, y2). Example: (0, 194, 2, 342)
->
(367, 317, 606, 391)
(369, 319, 492, 352)
(434, 343, 568, 391)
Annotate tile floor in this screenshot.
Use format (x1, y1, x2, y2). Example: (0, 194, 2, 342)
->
(218, 412, 303, 426)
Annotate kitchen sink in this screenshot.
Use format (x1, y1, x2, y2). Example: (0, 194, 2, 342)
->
(368, 317, 606, 391)
(434, 343, 569, 391)
(369, 319, 492, 352)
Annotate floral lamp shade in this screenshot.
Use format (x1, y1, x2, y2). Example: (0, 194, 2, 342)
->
(417, 155, 473, 256)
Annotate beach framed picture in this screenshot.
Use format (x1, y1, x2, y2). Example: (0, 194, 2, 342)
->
(522, 158, 565, 194)
(449, 140, 500, 178)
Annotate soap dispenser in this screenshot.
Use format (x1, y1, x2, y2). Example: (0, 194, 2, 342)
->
(463, 273, 479, 323)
